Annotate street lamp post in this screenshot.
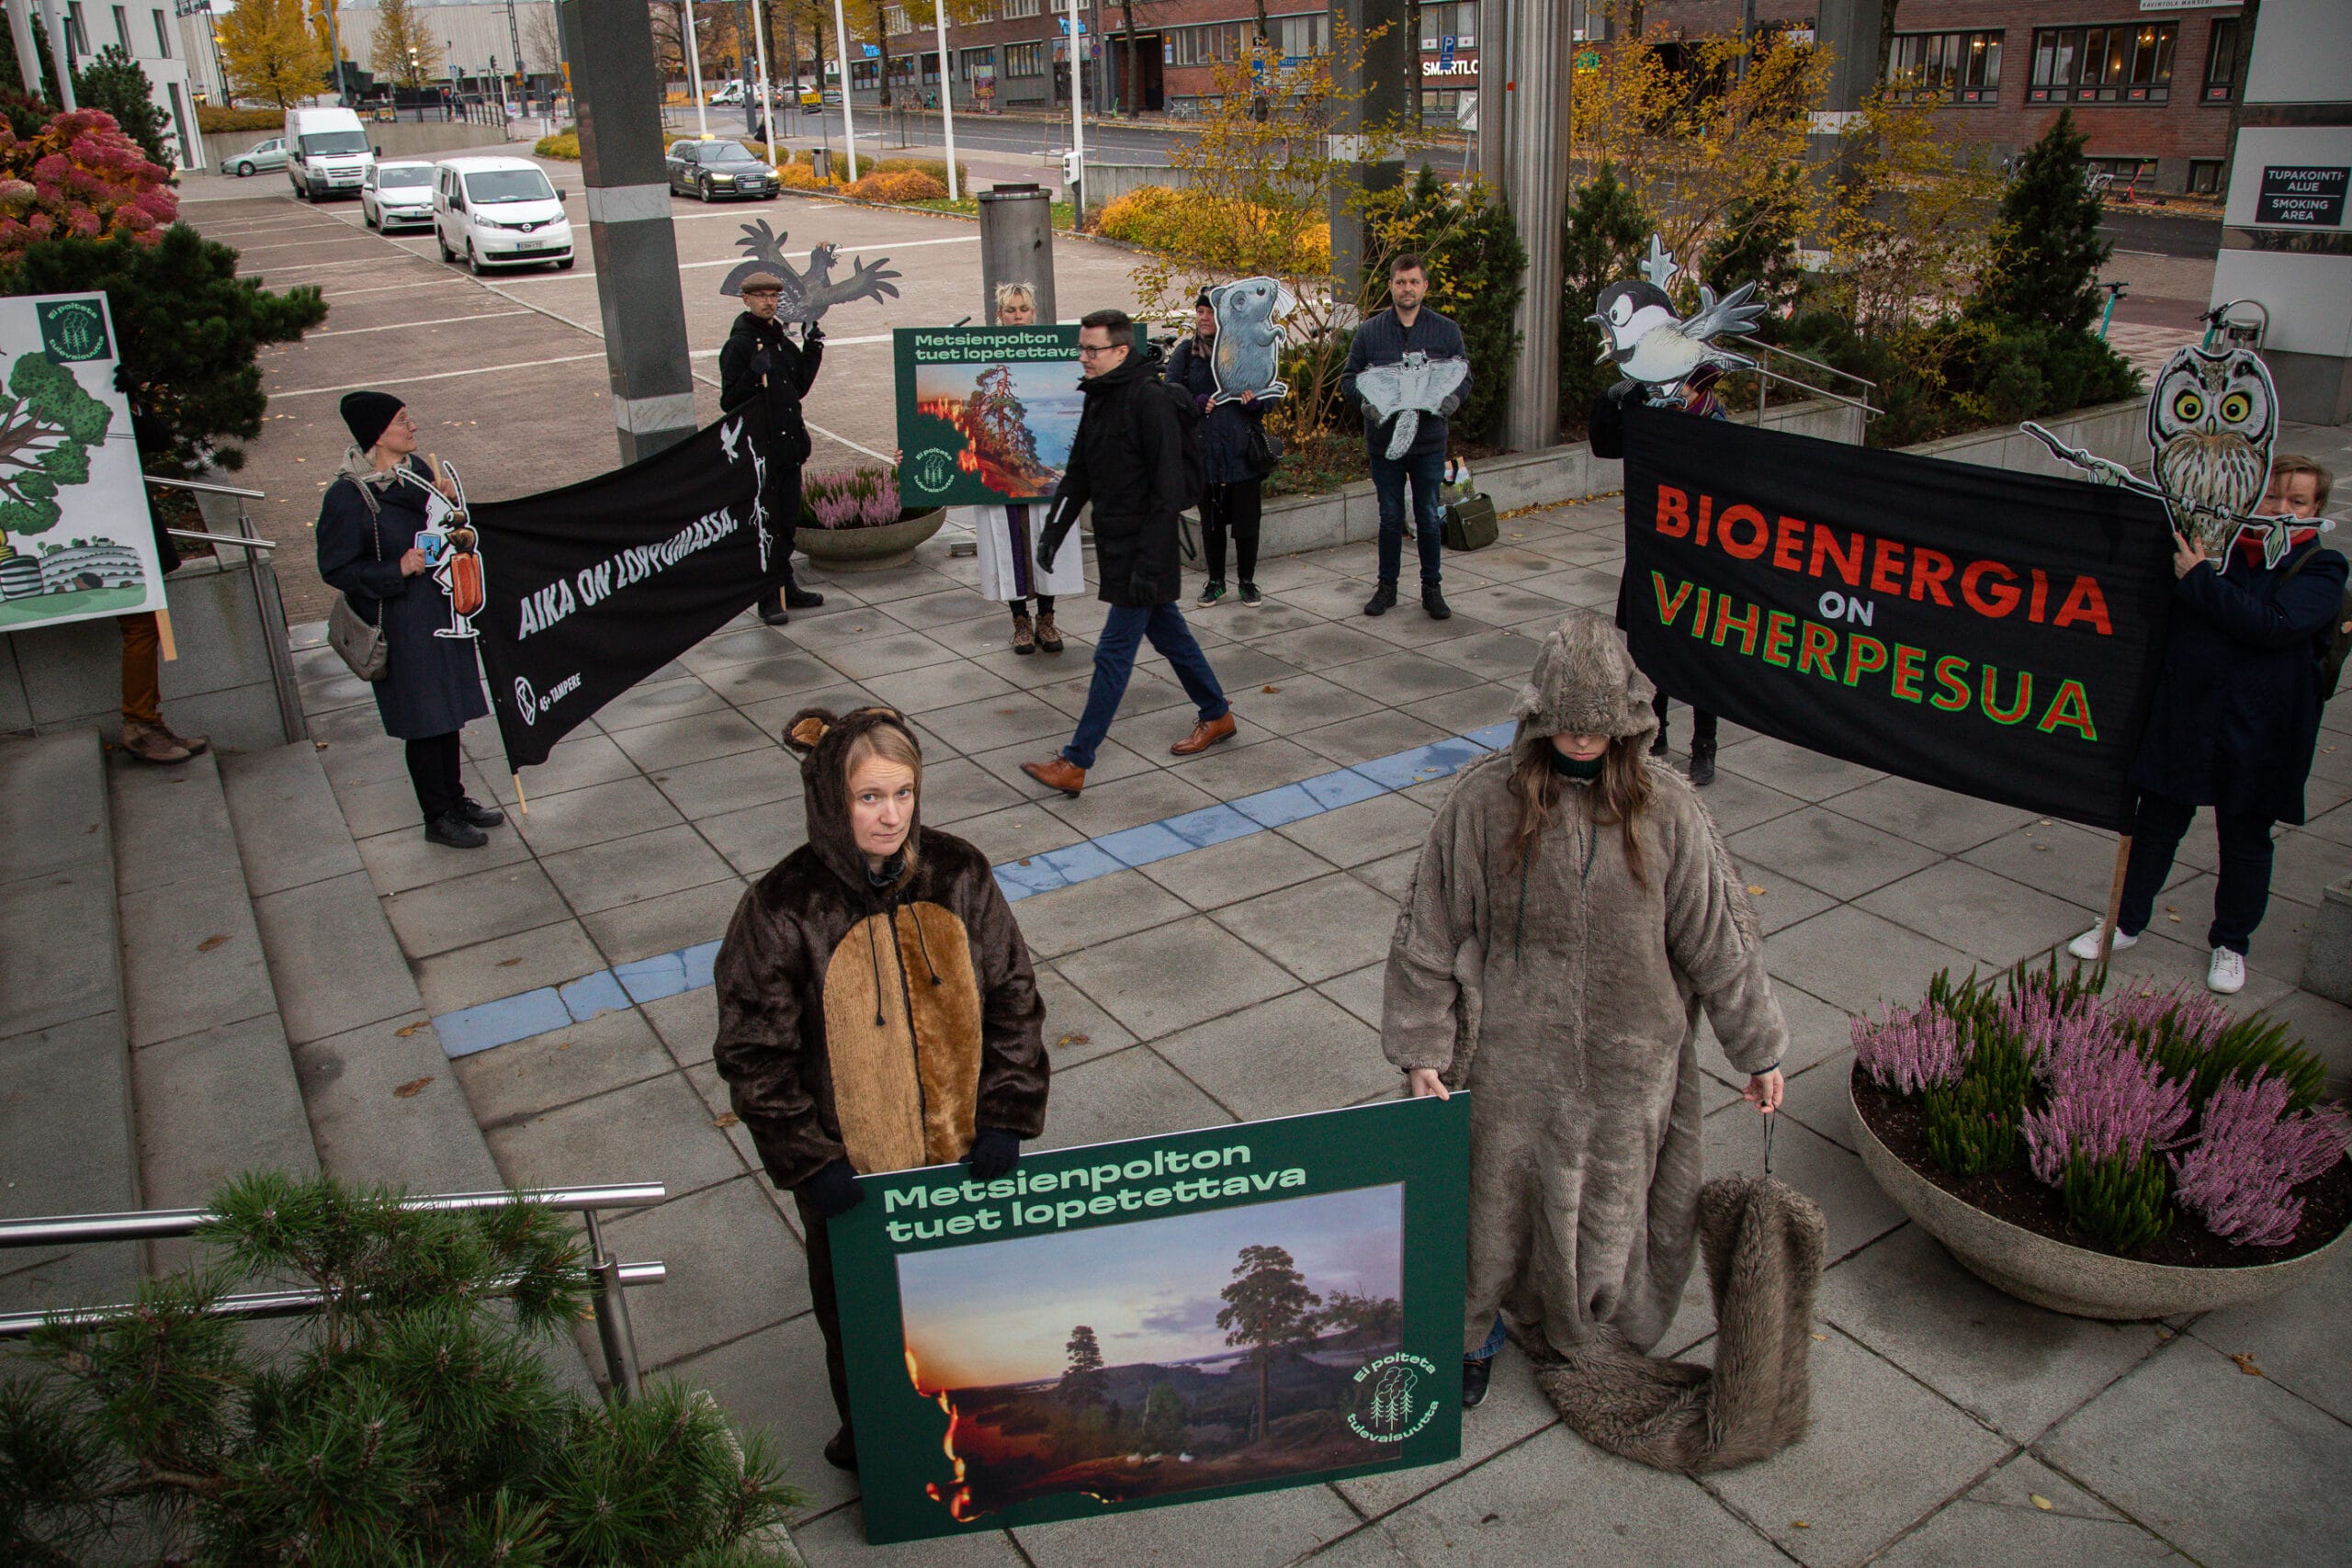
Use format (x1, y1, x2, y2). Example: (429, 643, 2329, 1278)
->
(684, 0, 709, 136)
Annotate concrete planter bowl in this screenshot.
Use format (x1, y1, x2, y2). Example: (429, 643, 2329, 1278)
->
(1849, 1070, 2351, 1320)
(796, 508, 946, 572)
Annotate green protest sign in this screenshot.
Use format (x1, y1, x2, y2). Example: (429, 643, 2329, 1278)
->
(832, 1095, 1470, 1545)
(893, 324, 1083, 508)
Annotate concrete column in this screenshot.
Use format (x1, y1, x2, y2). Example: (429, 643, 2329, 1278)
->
(5, 0, 41, 98)
(1496, 0, 1571, 452)
(978, 185, 1057, 324)
(1808, 0, 1884, 133)
(35, 0, 74, 109)
(1329, 0, 1410, 292)
(557, 0, 699, 463)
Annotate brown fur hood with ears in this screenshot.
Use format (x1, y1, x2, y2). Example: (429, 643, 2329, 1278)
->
(712, 706, 1048, 1190)
(1535, 1175, 1826, 1472)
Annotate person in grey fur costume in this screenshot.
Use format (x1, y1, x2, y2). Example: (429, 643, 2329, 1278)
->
(1382, 607, 1790, 1406)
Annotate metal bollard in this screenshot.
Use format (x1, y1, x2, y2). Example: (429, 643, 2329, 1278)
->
(582, 1209, 643, 1402)
(978, 183, 1057, 326)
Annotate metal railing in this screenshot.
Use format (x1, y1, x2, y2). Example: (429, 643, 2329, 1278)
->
(1740, 340, 1883, 423)
(144, 474, 303, 746)
(0, 1183, 668, 1400)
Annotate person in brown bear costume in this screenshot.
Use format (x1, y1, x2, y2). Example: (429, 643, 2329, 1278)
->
(714, 705, 1049, 1472)
(1382, 608, 1788, 1411)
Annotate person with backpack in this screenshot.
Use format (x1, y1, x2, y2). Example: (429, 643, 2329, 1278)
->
(2067, 454, 2346, 994)
(1021, 310, 1235, 798)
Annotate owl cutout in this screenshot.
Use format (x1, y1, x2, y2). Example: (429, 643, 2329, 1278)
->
(2146, 344, 2277, 556)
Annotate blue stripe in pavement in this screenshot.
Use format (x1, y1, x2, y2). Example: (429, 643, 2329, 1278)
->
(429, 718, 1523, 1060)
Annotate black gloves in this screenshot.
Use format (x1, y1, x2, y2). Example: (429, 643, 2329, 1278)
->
(799, 1157, 864, 1220)
(965, 1127, 1022, 1180)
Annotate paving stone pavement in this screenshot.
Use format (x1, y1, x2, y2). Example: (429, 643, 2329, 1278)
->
(290, 497, 2352, 1563)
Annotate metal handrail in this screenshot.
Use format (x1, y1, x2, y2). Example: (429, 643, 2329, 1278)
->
(167, 528, 279, 552)
(1749, 339, 1880, 395)
(1744, 362, 1883, 423)
(0, 1183, 670, 1400)
(145, 475, 267, 501)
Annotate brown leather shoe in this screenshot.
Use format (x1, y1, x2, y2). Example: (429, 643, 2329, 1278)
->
(1035, 612, 1064, 653)
(1022, 756, 1086, 796)
(1170, 712, 1237, 756)
(119, 720, 192, 764)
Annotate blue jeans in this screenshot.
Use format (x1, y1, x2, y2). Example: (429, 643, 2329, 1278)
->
(1061, 602, 1228, 771)
(1467, 1313, 1506, 1362)
(1371, 446, 1447, 586)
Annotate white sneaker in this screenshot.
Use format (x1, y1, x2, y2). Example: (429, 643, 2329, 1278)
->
(2207, 946, 2246, 995)
(2066, 923, 2139, 961)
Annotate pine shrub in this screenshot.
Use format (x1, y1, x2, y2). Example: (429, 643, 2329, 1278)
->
(1969, 110, 2109, 335)
(0, 1173, 804, 1565)
(1557, 164, 1652, 434)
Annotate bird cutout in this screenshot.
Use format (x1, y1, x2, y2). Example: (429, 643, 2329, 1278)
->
(2023, 344, 2289, 560)
(1589, 234, 1767, 391)
(1206, 276, 1295, 405)
(1354, 350, 1470, 460)
(716, 220, 902, 321)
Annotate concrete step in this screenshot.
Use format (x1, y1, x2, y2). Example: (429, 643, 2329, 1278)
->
(107, 747, 320, 1271)
(220, 742, 503, 1192)
(0, 730, 140, 1314)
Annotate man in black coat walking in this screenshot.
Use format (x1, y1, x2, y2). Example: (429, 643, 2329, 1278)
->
(718, 272, 826, 626)
(1022, 309, 1235, 797)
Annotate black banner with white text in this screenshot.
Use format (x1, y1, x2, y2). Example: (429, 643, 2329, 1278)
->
(474, 404, 783, 772)
(1622, 406, 2176, 831)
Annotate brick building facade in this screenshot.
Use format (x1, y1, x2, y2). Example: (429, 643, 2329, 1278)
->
(1643, 1, 2249, 194)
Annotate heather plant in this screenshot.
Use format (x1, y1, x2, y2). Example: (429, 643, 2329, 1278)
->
(1852, 963, 2347, 1254)
(801, 466, 903, 528)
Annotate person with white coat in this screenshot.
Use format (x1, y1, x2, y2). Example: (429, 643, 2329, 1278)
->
(955, 284, 1084, 654)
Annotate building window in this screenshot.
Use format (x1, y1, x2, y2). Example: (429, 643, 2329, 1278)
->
(1170, 22, 1242, 66)
(884, 6, 909, 36)
(2030, 22, 2176, 106)
(961, 47, 994, 80)
(64, 2, 87, 56)
(2203, 18, 2241, 104)
(2187, 159, 2222, 195)
(1887, 29, 2001, 104)
(1267, 11, 1330, 59)
(1420, 2, 1476, 50)
(1006, 40, 1044, 78)
(1001, 0, 1040, 17)
(852, 60, 877, 86)
(152, 8, 170, 57)
(109, 5, 126, 50)
(2086, 156, 2157, 192)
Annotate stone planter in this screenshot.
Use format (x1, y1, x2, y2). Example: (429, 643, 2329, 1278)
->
(1849, 1071, 2350, 1320)
(795, 508, 946, 572)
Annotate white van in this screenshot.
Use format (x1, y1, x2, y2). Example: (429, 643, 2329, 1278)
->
(433, 156, 574, 273)
(284, 106, 375, 200)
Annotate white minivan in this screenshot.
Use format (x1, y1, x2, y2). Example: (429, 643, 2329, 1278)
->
(284, 106, 375, 200)
(433, 156, 574, 274)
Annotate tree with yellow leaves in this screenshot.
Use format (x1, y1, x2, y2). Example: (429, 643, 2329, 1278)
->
(370, 0, 443, 90)
(216, 0, 329, 108)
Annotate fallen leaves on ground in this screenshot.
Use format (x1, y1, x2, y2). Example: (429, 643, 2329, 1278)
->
(2229, 1352, 2264, 1377)
(1262, 684, 1281, 694)
(1746, 885, 1767, 897)
(394, 1023, 425, 1037)
(197, 934, 230, 952)
(497, 956, 522, 967)
(1055, 1032, 1091, 1049)
(712, 1112, 739, 1128)
(2030, 1495, 2053, 1511)
(392, 1077, 433, 1099)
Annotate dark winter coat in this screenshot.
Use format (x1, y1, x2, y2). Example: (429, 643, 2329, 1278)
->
(2131, 536, 2347, 825)
(1341, 305, 1473, 459)
(315, 452, 490, 741)
(712, 706, 1050, 1190)
(718, 311, 821, 468)
(1038, 344, 1188, 608)
(1165, 334, 1266, 487)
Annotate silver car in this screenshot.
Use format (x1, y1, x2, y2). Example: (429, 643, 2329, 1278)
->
(362, 161, 436, 231)
(226, 137, 288, 177)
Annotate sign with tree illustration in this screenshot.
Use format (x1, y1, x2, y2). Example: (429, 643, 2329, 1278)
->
(0, 292, 165, 632)
(892, 324, 1084, 508)
(831, 1095, 1470, 1545)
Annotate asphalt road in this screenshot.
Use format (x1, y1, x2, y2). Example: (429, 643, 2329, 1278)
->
(2098, 205, 2222, 260)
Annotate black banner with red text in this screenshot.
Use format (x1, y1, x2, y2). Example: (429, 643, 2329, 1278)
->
(1621, 405, 2177, 831)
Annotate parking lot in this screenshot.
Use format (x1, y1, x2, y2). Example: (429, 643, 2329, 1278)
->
(186, 150, 1147, 622)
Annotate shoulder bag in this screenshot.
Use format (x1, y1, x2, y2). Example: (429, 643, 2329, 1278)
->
(327, 478, 390, 682)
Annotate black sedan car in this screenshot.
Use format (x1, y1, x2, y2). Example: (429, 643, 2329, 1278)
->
(666, 139, 781, 201)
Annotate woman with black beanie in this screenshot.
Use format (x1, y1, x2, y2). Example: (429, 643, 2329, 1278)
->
(315, 389, 505, 849)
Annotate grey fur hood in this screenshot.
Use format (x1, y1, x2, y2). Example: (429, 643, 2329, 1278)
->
(1512, 607, 1657, 744)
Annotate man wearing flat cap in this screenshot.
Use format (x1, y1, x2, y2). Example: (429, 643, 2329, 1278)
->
(720, 272, 827, 626)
